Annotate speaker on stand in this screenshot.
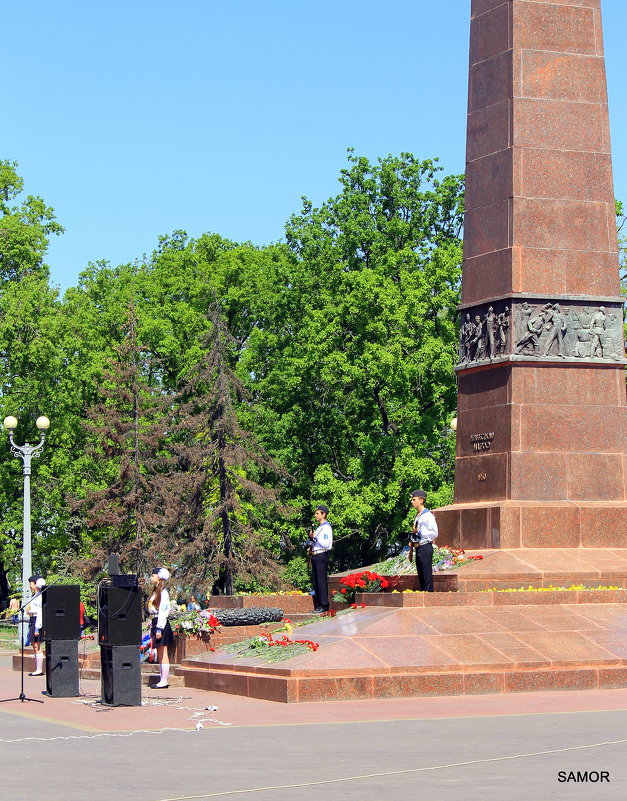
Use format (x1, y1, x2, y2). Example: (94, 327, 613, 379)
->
(98, 582, 142, 646)
(42, 585, 81, 640)
(42, 585, 81, 698)
(45, 639, 80, 697)
(98, 575, 142, 706)
(100, 645, 142, 706)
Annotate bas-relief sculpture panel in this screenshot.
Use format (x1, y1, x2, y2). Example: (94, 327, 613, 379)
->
(458, 299, 625, 367)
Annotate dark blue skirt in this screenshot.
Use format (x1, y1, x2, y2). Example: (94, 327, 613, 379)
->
(28, 616, 42, 644)
(150, 617, 174, 648)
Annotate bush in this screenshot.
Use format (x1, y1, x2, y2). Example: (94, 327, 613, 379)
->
(282, 557, 311, 592)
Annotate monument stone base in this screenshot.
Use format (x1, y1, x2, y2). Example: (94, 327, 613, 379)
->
(435, 500, 627, 550)
(178, 588, 627, 702)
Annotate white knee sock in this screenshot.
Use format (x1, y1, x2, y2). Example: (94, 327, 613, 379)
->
(157, 663, 170, 687)
(35, 653, 44, 673)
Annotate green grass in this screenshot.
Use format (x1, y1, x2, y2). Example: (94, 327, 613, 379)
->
(0, 623, 20, 651)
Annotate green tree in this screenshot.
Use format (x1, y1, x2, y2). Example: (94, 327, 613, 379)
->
(0, 160, 63, 283)
(0, 276, 68, 580)
(0, 162, 64, 605)
(134, 231, 236, 386)
(239, 151, 464, 568)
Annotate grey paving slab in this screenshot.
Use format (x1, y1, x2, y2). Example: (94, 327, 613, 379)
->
(1, 709, 626, 801)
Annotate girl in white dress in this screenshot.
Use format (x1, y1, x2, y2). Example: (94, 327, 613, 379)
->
(148, 567, 173, 688)
(27, 575, 46, 676)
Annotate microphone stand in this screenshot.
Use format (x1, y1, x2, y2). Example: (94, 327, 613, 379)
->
(0, 578, 63, 704)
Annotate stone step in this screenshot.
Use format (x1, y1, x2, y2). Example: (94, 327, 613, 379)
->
(79, 665, 185, 687)
(442, 549, 627, 592)
(14, 651, 184, 688)
(14, 652, 99, 673)
(356, 587, 627, 607)
(177, 662, 627, 703)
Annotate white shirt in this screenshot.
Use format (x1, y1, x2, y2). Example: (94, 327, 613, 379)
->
(148, 588, 171, 630)
(412, 509, 438, 545)
(29, 593, 43, 630)
(311, 521, 333, 554)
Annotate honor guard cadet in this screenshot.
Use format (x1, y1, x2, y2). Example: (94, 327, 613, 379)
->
(309, 505, 333, 612)
(408, 490, 438, 592)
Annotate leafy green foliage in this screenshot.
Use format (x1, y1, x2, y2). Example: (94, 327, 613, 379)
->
(0, 153, 466, 600)
(282, 556, 312, 592)
(0, 160, 63, 283)
(240, 151, 463, 568)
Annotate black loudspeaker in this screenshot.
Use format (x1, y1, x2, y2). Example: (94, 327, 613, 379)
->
(100, 645, 142, 706)
(42, 585, 81, 640)
(45, 639, 79, 697)
(111, 573, 138, 588)
(98, 584, 142, 646)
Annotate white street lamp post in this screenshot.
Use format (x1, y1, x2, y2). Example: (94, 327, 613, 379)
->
(2, 415, 50, 644)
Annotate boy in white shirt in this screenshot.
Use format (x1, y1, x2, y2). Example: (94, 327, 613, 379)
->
(308, 505, 333, 612)
(408, 490, 438, 592)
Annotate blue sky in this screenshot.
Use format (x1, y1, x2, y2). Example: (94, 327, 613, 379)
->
(3, 1, 626, 292)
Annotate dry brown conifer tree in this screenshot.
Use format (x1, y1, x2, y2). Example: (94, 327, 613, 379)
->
(163, 303, 288, 594)
(69, 305, 170, 578)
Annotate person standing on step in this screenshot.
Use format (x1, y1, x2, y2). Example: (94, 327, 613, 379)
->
(148, 567, 174, 688)
(408, 490, 438, 592)
(27, 575, 46, 676)
(309, 505, 333, 613)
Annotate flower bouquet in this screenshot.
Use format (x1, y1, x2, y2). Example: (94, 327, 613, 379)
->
(170, 610, 220, 637)
(432, 546, 483, 572)
(332, 571, 389, 604)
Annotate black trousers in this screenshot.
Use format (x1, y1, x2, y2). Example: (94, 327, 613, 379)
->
(415, 542, 434, 592)
(311, 552, 330, 610)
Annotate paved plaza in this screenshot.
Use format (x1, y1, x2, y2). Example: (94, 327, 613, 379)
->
(1, 655, 626, 801)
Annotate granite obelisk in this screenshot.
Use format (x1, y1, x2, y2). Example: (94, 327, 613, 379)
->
(437, 0, 627, 548)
